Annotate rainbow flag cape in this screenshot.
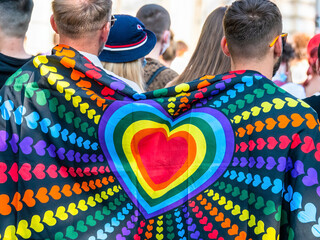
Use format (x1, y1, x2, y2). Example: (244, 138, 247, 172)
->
(1, 45, 320, 240)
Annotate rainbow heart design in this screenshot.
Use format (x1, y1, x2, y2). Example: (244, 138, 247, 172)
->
(99, 100, 234, 219)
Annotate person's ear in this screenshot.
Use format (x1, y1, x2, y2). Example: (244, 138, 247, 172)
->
(274, 36, 282, 58)
(317, 59, 320, 75)
(162, 30, 171, 44)
(221, 36, 230, 57)
(50, 15, 58, 34)
(101, 22, 111, 44)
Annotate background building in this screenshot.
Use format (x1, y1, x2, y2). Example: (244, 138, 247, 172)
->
(26, 0, 317, 55)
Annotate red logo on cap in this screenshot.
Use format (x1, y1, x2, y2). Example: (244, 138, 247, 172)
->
(137, 24, 143, 30)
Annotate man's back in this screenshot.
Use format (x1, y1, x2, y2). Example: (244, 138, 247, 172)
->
(1, 50, 320, 238)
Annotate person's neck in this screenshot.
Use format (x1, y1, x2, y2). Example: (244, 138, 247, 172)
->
(305, 74, 320, 97)
(58, 35, 102, 56)
(231, 56, 274, 80)
(0, 35, 31, 59)
(146, 42, 161, 60)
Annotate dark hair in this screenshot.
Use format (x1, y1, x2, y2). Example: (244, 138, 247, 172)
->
(0, 0, 34, 38)
(136, 4, 170, 41)
(224, 0, 282, 59)
(281, 43, 295, 63)
(168, 7, 230, 86)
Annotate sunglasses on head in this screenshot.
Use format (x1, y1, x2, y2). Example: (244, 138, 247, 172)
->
(269, 33, 288, 48)
(110, 15, 117, 28)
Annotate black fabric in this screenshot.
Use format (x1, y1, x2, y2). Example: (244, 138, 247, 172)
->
(0, 52, 32, 89)
(304, 95, 320, 119)
(2, 45, 320, 239)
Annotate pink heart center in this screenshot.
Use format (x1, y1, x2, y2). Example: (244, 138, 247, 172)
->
(138, 132, 188, 184)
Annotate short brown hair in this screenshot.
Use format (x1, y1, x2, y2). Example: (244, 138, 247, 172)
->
(224, 0, 282, 59)
(136, 4, 170, 41)
(52, 0, 112, 38)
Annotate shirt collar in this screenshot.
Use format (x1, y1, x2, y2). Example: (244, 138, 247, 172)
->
(79, 51, 104, 69)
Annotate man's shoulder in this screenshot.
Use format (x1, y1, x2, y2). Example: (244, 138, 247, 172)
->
(145, 58, 177, 76)
(161, 66, 178, 77)
(304, 94, 320, 105)
(144, 58, 178, 91)
(145, 58, 162, 70)
(143, 58, 163, 76)
(302, 94, 320, 117)
(0, 52, 33, 65)
(217, 70, 315, 116)
(144, 58, 166, 76)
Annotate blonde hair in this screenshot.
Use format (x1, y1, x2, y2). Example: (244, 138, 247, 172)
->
(52, 0, 112, 38)
(169, 7, 230, 86)
(102, 60, 145, 91)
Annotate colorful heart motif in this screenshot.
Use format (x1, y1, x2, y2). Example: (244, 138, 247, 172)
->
(99, 100, 234, 219)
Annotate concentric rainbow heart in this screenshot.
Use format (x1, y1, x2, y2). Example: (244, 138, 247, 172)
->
(99, 100, 234, 219)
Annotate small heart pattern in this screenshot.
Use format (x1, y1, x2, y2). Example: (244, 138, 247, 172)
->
(1, 45, 320, 240)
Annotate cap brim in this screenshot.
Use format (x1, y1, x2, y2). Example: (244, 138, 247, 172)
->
(99, 29, 156, 63)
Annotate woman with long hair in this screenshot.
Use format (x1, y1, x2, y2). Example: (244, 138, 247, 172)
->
(166, 7, 230, 87)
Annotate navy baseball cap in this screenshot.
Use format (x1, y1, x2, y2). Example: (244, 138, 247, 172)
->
(99, 14, 156, 63)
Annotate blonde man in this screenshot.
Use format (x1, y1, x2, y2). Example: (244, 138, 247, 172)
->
(51, 0, 112, 61)
(0, 0, 141, 238)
